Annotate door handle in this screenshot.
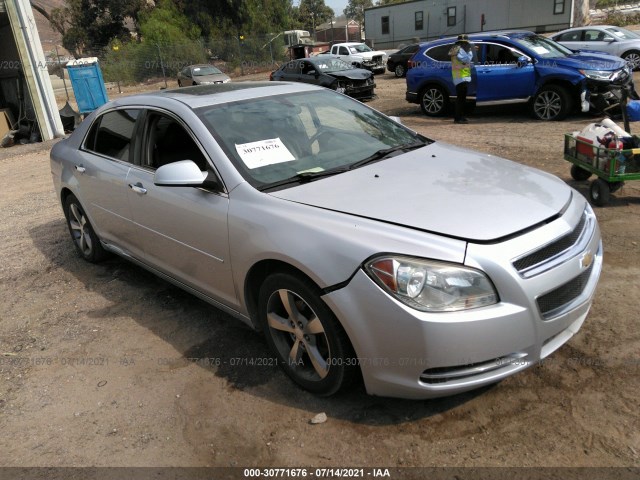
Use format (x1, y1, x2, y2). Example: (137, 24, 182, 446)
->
(74, 165, 86, 174)
(129, 182, 147, 195)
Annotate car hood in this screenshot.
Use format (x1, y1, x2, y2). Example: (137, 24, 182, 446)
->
(195, 73, 229, 83)
(555, 52, 626, 71)
(269, 142, 571, 242)
(327, 69, 372, 80)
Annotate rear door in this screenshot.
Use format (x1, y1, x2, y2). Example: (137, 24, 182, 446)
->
(75, 108, 143, 257)
(125, 110, 236, 306)
(475, 42, 535, 101)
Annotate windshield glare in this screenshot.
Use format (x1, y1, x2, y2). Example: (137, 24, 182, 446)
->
(515, 34, 573, 58)
(349, 44, 373, 53)
(313, 59, 352, 72)
(605, 27, 640, 39)
(197, 90, 421, 189)
(193, 66, 223, 76)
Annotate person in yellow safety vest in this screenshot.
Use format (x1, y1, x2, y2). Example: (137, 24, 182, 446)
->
(449, 34, 474, 124)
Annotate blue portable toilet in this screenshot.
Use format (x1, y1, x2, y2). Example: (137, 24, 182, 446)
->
(66, 57, 109, 114)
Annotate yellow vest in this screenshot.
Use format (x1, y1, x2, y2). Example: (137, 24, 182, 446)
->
(451, 54, 470, 80)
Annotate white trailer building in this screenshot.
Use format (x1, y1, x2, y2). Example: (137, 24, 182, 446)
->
(364, 0, 582, 49)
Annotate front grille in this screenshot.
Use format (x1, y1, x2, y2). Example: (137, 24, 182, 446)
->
(513, 212, 587, 273)
(537, 262, 594, 319)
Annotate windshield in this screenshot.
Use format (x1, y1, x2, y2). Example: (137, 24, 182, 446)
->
(515, 34, 573, 58)
(349, 44, 373, 53)
(312, 58, 352, 72)
(193, 66, 223, 76)
(605, 27, 640, 39)
(197, 90, 425, 190)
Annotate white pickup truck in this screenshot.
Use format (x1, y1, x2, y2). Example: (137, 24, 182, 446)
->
(320, 43, 387, 75)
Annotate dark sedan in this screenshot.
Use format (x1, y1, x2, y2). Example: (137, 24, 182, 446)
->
(387, 43, 420, 77)
(270, 56, 376, 100)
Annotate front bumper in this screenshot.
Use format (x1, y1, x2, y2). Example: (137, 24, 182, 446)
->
(323, 194, 602, 399)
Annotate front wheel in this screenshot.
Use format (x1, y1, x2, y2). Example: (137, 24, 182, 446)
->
(531, 85, 571, 121)
(622, 50, 640, 70)
(258, 273, 356, 395)
(590, 178, 611, 206)
(63, 194, 108, 262)
(419, 85, 449, 116)
(571, 164, 592, 181)
(394, 64, 406, 77)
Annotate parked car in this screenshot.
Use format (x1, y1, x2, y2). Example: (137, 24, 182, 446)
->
(551, 25, 640, 70)
(178, 64, 230, 87)
(318, 42, 387, 74)
(406, 31, 633, 120)
(50, 82, 602, 399)
(270, 56, 375, 100)
(387, 43, 420, 77)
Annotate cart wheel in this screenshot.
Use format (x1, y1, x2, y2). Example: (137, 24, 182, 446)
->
(590, 178, 611, 206)
(570, 164, 592, 181)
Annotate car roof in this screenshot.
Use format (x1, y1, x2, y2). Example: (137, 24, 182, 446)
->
(105, 81, 323, 110)
(419, 30, 535, 47)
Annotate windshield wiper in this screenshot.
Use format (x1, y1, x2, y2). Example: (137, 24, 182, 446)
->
(348, 141, 427, 170)
(258, 166, 351, 191)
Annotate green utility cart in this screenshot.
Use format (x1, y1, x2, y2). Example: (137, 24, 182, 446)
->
(564, 134, 640, 206)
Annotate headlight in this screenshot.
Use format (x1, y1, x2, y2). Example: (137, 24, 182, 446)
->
(579, 69, 613, 81)
(365, 255, 498, 312)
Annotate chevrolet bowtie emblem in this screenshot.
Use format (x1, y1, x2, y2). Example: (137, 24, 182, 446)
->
(580, 251, 594, 270)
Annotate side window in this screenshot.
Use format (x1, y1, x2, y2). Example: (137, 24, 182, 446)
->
(484, 44, 519, 65)
(85, 109, 139, 161)
(339, 46, 349, 55)
(557, 31, 581, 42)
(584, 29, 606, 42)
(145, 114, 208, 171)
(425, 44, 454, 62)
(406, 44, 420, 55)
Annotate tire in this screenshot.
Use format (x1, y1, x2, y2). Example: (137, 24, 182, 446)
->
(63, 194, 108, 263)
(258, 272, 357, 395)
(622, 50, 640, 70)
(589, 178, 611, 206)
(531, 85, 571, 121)
(570, 164, 592, 181)
(419, 85, 449, 116)
(394, 63, 406, 78)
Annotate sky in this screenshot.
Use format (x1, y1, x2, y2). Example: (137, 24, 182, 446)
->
(325, 0, 348, 17)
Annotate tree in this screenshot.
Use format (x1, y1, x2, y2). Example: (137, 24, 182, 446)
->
(343, 0, 372, 25)
(47, 0, 147, 57)
(298, 0, 334, 33)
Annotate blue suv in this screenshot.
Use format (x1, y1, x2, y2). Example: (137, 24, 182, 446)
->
(406, 31, 634, 120)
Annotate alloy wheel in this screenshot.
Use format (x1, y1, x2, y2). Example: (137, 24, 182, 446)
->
(422, 88, 445, 115)
(534, 90, 562, 120)
(68, 203, 93, 257)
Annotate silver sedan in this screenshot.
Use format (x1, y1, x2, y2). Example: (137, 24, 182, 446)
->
(50, 82, 602, 399)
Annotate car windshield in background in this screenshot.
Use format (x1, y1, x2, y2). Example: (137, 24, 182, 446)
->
(193, 66, 223, 76)
(314, 58, 352, 72)
(515, 34, 573, 58)
(197, 90, 426, 190)
(349, 44, 372, 53)
(606, 27, 640, 39)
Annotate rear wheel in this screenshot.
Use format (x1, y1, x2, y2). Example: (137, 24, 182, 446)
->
(258, 272, 356, 395)
(63, 194, 108, 263)
(419, 85, 449, 116)
(622, 50, 640, 70)
(571, 164, 592, 181)
(590, 178, 611, 206)
(531, 85, 571, 121)
(394, 63, 406, 78)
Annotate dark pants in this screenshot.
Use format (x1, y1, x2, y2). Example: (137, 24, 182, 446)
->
(455, 81, 469, 121)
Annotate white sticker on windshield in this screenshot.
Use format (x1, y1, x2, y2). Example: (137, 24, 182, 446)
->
(235, 138, 295, 169)
(530, 46, 550, 54)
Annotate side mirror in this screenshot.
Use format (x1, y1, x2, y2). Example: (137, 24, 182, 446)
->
(604, 37, 615, 43)
(307, 69, 317, 76)
(154, 160, 207, 187)
(517, 55, 530, 68)
(389, 116, 403, 125)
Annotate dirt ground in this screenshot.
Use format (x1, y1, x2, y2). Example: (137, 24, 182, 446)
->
(1, 73, 639, 475)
